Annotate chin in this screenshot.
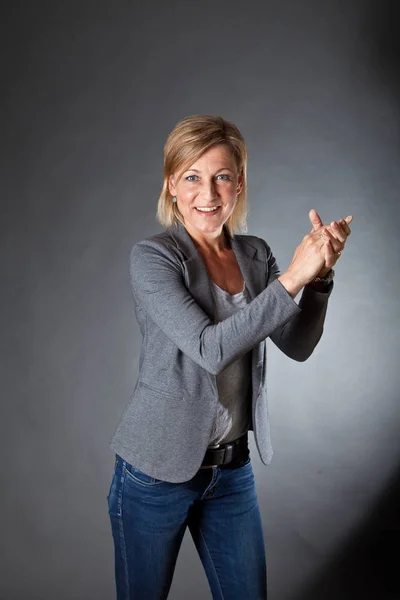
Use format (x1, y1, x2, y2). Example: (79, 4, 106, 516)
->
(184, 215, 228, 237)
(198, 223, 224, 234)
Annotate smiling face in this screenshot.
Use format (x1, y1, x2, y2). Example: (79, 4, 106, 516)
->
(168, 144, 243, 245)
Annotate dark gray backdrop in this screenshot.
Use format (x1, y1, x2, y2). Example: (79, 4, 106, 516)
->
(2, 1, 399, 599)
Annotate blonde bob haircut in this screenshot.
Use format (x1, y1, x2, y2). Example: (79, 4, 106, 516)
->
(157, 115, 248, 237)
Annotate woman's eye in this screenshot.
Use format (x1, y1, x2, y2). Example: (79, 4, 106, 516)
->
(185, 174, 231, 182)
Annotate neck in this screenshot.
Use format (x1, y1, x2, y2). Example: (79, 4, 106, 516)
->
(185, 226, 230, 255)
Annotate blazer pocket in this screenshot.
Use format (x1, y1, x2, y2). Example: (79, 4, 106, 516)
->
(138, 380, 182, 400)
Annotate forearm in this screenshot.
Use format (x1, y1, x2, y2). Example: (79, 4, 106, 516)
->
(270, 281, 333, 361)
(277, 271, 304, 299)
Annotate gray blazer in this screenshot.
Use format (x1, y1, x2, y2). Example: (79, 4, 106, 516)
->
(110, 223, 332, 483)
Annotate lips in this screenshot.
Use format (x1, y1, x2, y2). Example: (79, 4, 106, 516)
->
(195, 206, 221, 213)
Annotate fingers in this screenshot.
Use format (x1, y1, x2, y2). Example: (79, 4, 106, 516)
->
(323, 238, 336, 269)
(320, 227, 343, 254)
(310, 213, 353, 276)
(309, 210, 353, 237)
(328, 221, 347, 244)
(318, 228, 344, 269)
(338, 217, 352, 236)
(309, 209, 323, 231)
(325, 215, 352, 245)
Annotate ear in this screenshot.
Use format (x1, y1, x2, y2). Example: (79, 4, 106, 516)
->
(168, 175, 177, 197)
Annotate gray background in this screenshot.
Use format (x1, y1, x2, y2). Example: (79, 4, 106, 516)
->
(2, 1, 399, 599)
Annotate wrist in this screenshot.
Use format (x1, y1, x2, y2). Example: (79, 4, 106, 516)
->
(278, 270, 304, 299)
(315, 266, 331, 278)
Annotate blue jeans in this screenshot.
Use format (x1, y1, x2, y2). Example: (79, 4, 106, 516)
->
(107, 454, 267, 599)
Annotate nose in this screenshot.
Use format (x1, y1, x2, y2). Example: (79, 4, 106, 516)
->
(201, 178, 218, 201)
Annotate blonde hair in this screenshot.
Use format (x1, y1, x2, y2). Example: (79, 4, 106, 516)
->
(157, 115, 248, 236)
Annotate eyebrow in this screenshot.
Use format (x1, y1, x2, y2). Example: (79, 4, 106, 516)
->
(184, 167, 235, 174)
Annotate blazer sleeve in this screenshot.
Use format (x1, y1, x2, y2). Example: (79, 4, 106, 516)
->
(265, 240, 333, 361)
(130, 239, 302, 375)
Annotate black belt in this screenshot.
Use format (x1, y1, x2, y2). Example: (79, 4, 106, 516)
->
(201, 432, 249, 468)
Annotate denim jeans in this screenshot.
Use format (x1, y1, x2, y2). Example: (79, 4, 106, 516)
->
(107, 453, 267, 599)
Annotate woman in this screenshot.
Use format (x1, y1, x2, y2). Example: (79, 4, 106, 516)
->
(108, 115, 352, 599)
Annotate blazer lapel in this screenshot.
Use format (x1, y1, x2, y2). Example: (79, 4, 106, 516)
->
(230, 234, 267, 403)
(170, 223, 215, 318)
(230, 235, 266, 300)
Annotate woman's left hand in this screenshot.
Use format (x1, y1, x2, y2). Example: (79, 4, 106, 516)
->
(309, 209, 353, 278)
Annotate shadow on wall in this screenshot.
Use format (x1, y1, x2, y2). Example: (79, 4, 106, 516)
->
(291, 464, 400, 599)
(293, 5, 400, 594)
(293, 4, 400, 596)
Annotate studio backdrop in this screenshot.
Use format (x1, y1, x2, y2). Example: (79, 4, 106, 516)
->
(1, 1, 399, 599)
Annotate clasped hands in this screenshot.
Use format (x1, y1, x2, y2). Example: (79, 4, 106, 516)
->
(309, 208, 353, 278)
(278, 209, 353, 298)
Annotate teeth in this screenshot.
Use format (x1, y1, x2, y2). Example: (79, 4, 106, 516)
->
(196, 207, 219, 212)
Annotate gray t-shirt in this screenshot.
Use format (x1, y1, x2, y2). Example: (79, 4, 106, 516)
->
(208, 280, 252, 447)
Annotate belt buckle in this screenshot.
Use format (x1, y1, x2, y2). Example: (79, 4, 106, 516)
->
(222, 443, 234, 465)
(202, 434, 246, 467)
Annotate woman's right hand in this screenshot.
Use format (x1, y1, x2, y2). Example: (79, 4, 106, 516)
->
(278, 229, 327, 298)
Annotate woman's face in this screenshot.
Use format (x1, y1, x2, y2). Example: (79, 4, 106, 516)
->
(168, 144, 243, 242)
